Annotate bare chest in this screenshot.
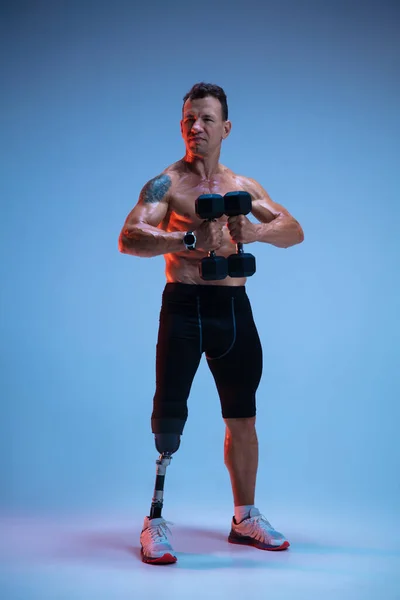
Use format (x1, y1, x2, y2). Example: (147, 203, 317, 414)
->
(164, 174, 245, 230)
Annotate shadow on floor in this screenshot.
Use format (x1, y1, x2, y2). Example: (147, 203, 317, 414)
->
(2, 519, 399, 572)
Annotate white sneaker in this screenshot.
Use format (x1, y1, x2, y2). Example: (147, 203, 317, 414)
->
(140, 516, 177, 564)
(228, 508, 290, 551)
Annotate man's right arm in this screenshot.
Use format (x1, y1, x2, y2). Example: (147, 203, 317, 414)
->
(118, 173, 186, 258)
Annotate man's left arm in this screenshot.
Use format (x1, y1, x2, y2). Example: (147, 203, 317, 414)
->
(228, 178, 304, 248)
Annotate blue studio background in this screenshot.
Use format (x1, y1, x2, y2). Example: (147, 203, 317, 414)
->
(1, 0, 399, 533)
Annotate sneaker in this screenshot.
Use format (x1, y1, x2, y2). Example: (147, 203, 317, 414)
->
(140, 516, 177, 565)
(228, 507, 290, 551)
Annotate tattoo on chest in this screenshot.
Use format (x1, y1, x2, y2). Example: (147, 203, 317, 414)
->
(141, 175, 172, 203)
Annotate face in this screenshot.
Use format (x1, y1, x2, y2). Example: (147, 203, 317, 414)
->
(181, 96, 231, 156)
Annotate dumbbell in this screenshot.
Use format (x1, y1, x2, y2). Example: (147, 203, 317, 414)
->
(195, 194, 228, 281)
(224, 191, 256, 278)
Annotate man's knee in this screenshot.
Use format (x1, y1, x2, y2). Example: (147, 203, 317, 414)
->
(224, 416, 257, 439)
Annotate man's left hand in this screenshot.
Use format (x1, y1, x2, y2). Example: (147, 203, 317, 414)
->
(227, 215, 259, 244)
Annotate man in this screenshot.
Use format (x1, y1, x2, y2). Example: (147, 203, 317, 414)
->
(119, 83, 304, 565)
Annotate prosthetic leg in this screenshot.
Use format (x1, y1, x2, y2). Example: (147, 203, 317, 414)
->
(148, 433, 181, 519)
(140, 433, 182, 564)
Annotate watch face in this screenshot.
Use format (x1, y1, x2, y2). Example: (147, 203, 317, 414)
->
(185, 233, 195, 246)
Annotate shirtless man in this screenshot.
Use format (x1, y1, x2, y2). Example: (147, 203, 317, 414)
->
(119, 83, 304, 565)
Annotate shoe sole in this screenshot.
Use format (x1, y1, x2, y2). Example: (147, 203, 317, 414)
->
(141, 548, 177, 565)
(228, 536, 290, 551)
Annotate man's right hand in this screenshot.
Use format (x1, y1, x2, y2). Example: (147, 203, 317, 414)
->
(194, 220, 224, 252)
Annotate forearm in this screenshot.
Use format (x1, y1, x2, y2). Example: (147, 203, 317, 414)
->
(254, 216, 304, 248)
(119, 224, 185, 257)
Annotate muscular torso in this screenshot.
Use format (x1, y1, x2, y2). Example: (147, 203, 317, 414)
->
(161, 161, 250, 286)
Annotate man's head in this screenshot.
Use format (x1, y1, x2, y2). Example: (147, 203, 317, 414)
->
(181, 83, 231, 157)
(183, 83, 229, 121)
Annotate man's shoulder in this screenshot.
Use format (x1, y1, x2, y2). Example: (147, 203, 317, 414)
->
(140, 162, 183, 199)
(224, 168, 262, 195)
(162, 160, 185, 178)
(148, 161, 185, 190)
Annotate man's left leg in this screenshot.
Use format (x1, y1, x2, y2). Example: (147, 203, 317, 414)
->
(223, 415, 289, 550)
(206, 292, 290, 551)
(224, 416, 258, 507)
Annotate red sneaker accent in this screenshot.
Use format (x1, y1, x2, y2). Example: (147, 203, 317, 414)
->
(142, 551, 177, 565)
(228, 537, 290, 551)
(267, 540, 290, 551)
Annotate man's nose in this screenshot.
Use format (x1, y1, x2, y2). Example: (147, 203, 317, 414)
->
(191, 119, 203, 132)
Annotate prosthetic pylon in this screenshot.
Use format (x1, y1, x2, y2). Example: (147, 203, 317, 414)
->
(149, 452, 172, 519)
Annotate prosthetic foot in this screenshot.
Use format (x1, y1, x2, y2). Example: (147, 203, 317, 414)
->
(140, 434, 180, 565)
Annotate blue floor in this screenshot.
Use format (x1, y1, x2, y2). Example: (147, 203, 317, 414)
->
(1, 507, 399, 600)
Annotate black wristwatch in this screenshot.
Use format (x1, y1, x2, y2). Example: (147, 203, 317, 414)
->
(183, 231, 196, 251)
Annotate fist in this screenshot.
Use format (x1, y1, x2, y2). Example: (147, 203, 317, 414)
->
(227, 215, 258, 244)
(195, 220, 224, 251)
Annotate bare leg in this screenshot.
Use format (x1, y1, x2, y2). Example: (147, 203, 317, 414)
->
(224, 417, 258, 506)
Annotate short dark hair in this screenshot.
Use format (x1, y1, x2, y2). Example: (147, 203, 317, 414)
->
(183, 83, 228, 121)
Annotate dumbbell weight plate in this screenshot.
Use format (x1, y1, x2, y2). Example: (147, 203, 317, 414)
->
(195, 194, 225, 219)
(227, 253, 256, 278)
(200, 255, 228, 281)
(224, 191, 252, 216)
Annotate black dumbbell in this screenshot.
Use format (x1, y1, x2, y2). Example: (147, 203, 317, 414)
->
(224, 191, 256, 278)
(195, 194, 228, 281)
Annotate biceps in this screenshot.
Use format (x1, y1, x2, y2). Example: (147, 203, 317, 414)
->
(251, 199, 290, 223)
(123, 173, 172, 229)
(123, 200, 168, 229)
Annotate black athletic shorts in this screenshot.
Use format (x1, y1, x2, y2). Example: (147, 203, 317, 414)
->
(151, 283, 263, 434)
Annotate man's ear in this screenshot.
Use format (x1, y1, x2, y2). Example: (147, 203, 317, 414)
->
(222, 120, 232, 140)
(180, 119, 184, 137)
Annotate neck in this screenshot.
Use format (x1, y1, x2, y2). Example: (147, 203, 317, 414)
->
(183, 149, 221, 180)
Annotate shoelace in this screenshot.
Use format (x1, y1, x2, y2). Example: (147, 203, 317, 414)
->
(148, 521, 174, 543)
(253, 515, 272, 528)
(242, 515, 276, 542)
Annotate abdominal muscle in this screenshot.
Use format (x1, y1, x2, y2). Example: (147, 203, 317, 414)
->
(165, 224, 246, 286)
